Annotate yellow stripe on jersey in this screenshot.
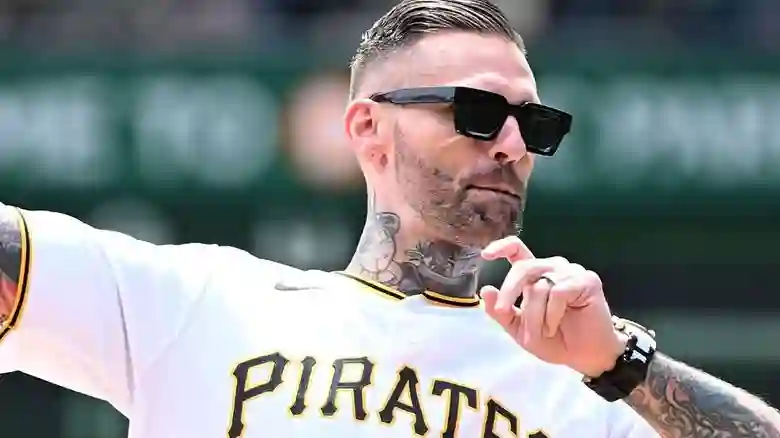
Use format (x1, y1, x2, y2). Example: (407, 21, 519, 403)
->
(335, 271, 406, 301)
(0, 207, 32, 343)
(334, 272, 480, 308)
(421, 289, 480, 307)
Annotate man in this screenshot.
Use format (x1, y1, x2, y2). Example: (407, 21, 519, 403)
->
(0, 0, 777, 437)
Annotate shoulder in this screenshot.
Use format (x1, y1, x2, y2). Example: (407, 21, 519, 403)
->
(196, 245, 309, 299)
(189, 246, 338, 326)
(205, 245, 304, 281)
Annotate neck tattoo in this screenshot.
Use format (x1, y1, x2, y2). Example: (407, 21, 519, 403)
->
(347, 210, 482, 299)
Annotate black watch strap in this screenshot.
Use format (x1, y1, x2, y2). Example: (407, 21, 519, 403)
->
(583, 317, 657, 402)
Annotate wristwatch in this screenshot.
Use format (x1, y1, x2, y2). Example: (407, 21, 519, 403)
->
(583, 316, 657, 402)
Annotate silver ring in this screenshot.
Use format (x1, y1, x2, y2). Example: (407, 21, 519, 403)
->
(539, 274, 556, 286)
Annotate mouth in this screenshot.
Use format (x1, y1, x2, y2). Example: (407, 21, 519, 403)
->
(466, 185, 521, 200)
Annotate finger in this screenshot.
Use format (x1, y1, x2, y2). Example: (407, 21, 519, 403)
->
(568, 269, 603, 308)
(542, 264, 589, 337)
(480, 285, 516, 328)
(519, 279, 550, 346)
(543, 279, 570, 338)
(495, 258, 568, 311)
(479, 285, 498, 316)
(482, 236, 534, 263)
(480, 285, 500, 319)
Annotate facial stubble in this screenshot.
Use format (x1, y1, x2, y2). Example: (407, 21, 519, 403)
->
(393, 130, 525, 246)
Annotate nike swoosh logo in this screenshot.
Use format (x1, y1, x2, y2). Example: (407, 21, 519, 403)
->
(273, 282, 316, 291)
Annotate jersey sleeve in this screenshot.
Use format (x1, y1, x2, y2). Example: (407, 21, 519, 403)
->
(0, 208, 217, 415)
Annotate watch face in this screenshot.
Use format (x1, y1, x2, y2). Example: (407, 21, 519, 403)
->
(614, 317, 656, 339)
(613, 317, 658, 371)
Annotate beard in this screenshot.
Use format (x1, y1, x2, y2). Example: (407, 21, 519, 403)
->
(393, 130, 526, 247)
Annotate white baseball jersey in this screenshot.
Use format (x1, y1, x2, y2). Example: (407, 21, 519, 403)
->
(0, 209, 659, 438)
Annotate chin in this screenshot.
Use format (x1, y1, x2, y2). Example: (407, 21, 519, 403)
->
(474, 203, 521, 236)
(447, 219, 518, 248)
(475, 224, 518, 246)
(425, 199, 522, 247)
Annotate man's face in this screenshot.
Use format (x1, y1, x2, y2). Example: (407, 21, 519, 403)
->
(357, 32, 539, 247)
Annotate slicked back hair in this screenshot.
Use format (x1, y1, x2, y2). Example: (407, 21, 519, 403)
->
(349, 0, 524, 99)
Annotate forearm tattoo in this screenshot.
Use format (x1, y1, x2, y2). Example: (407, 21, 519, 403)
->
(627, 354, 780, 438)
(0, 205, 24, 328)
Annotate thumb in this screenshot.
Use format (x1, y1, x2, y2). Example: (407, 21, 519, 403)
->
(480, 285, 514, 328)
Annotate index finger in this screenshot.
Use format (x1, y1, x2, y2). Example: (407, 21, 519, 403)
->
(482, 236, 535, 263)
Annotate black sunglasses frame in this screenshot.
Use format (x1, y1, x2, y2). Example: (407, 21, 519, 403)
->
(369, 86, 573, 156)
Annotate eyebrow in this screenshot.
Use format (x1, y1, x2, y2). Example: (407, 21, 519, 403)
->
(471, 85, 537, 105)
(457, 77, 537, 104)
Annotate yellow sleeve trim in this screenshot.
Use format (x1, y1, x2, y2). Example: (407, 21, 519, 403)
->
(0, 208, 32, 343)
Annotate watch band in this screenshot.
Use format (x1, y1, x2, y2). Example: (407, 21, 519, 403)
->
(583, 317, 657, 402)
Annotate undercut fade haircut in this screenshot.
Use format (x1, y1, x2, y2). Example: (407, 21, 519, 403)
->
(349, 0, 525, 99)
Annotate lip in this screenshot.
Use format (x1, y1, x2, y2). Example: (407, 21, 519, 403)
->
(466, 185, 521, 200)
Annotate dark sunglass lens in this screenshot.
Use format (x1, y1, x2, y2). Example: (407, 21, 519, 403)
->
(454, 88, 507, 140)
(517, 104, 572, 155)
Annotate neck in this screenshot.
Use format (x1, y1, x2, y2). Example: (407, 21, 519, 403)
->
(345, 208, 483, 299)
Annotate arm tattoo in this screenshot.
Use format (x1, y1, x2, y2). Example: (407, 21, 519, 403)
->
(627, 354, 780, 438)
(352, 210, 481, 299)
(0, 205, 23, 327)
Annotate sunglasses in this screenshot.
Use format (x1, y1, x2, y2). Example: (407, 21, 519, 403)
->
(369, 86, 573, 156)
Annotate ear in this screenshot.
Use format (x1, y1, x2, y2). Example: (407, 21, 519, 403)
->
(344, 99, 387, 169)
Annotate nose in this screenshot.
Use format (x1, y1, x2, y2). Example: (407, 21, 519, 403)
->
(486, 116, 527, 163)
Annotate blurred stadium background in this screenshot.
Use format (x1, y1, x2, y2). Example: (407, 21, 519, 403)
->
(0, 0, 779, 436)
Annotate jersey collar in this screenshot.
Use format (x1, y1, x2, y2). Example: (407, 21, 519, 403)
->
(334, 271, 480, 308)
